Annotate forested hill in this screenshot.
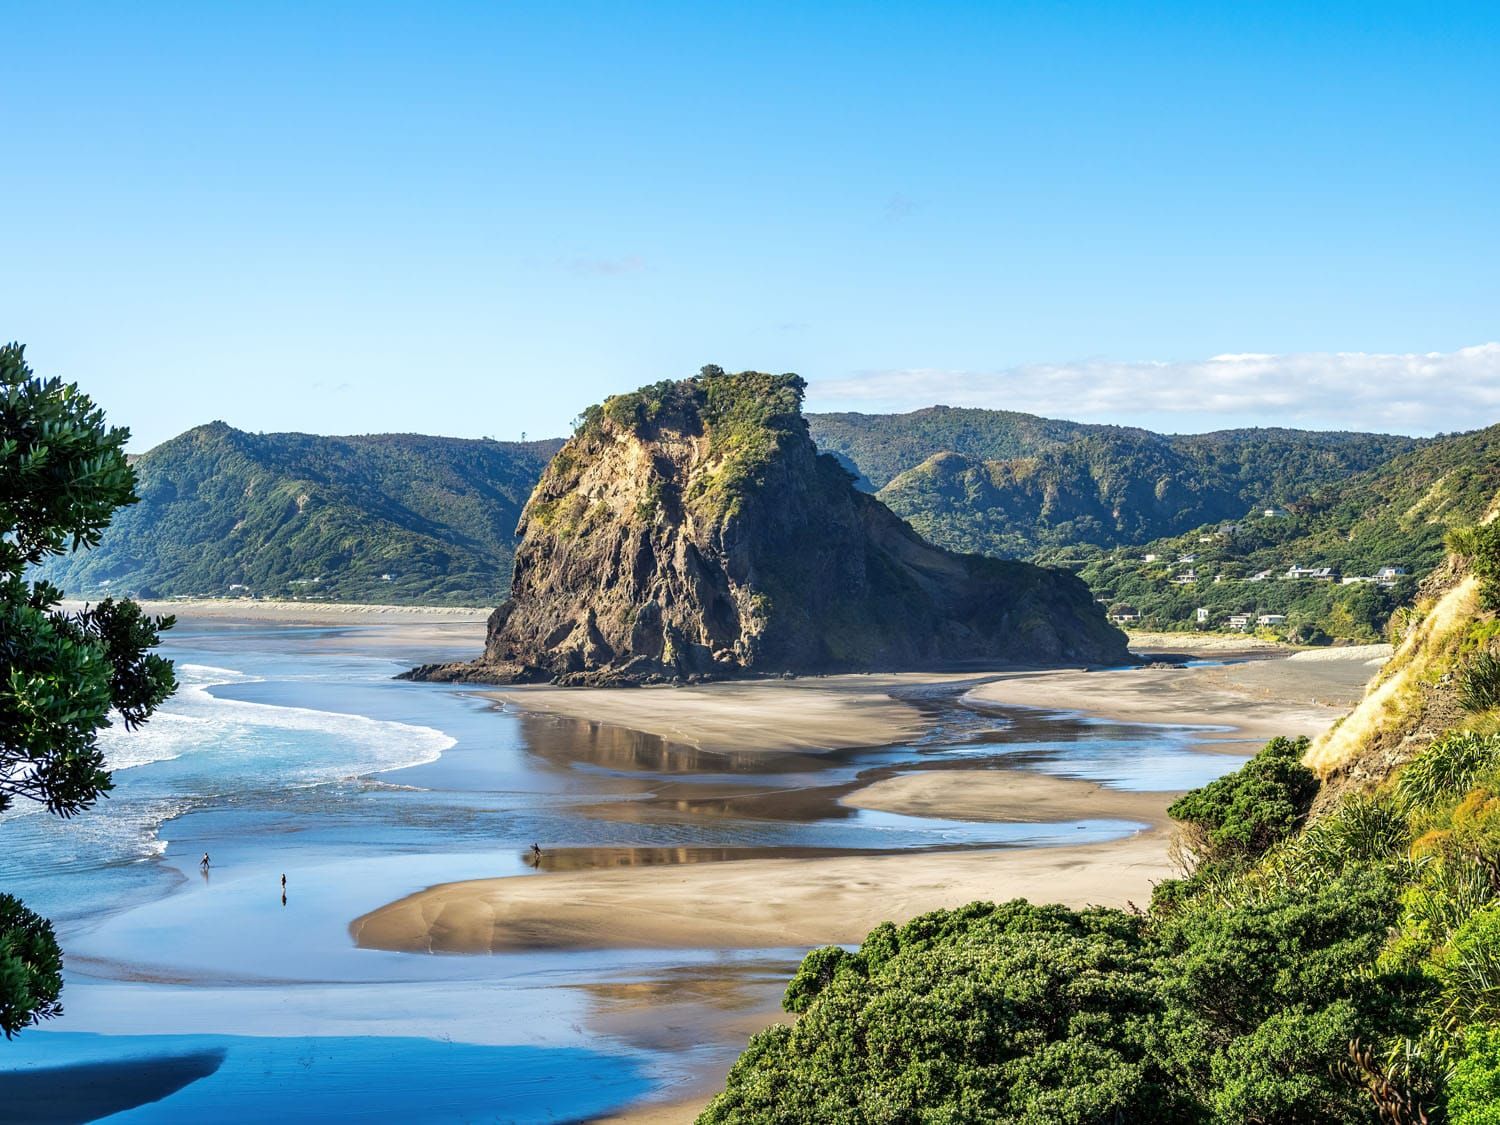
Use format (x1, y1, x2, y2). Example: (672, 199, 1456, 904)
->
(806, 406, 1416, 500)
(37, 423, 562, 605)
(1061, 421, 1500, 641)
(808, 408, 1419, 556)
(806, 406, 1104, 490)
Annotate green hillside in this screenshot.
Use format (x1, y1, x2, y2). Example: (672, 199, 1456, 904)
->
(1058, 422, 1500, 641)
(807, 406, 1100, 489)
(876, 428, 1414, 558)
(37, 423, 561, 605)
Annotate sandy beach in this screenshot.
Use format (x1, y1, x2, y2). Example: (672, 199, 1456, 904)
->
(353, 649, 1375, 959)
(965, 650, 1375, 746)
(61, 597, 493, 625)
(59, 598, 492, 657)
(351, 827, 1175, 953)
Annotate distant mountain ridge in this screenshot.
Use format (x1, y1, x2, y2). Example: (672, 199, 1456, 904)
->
(807, 408, 1419, 556)
(37, 423, 562, 605)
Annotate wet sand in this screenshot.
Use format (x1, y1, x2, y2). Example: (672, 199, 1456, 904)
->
(843, 770, 1178, 829)
(965, 653, 1364, 746)
(487, 674, 959, 756)
(355, 651, 1372, 958)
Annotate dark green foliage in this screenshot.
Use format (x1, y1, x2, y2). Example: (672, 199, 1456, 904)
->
(871, 427, 1416, 561)
(0, 895, 61, 1038)
(1450, 522, 1500, 612)
(706, 878, 1422, 1123)
(1166, 736, 1318, 867)
(1449, 1024, 1500, 1124)
(808, 410, 1413, 502)
(0, 344, 140, 572)
(1156, 871, 1425, 1123)
(1459, 649, 1500, 714)
(702, 901, 1196, 1124)
(36, 423, 562, 605)
(1, 344, 176, 1036)
(1396, 730, 1500, 811)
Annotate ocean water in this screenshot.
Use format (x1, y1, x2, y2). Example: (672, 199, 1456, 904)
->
(0, 623, 1250, 1121)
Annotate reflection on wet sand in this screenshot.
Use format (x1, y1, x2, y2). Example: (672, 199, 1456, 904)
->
(519, 843, 885, 871)
(517, 686, 1241, 847)
(575, 959, 795, 1091)
(516, 710, 833, 776)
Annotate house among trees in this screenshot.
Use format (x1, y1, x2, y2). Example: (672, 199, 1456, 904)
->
(1262, 506, 1289, 518)
(1109, 604, 1140, 623)
(1285, 565, 1336, 581)
(1227, 613, 1254, 631)
(1258, 613, 1288, 626)
(1376, 566, 1407, 583)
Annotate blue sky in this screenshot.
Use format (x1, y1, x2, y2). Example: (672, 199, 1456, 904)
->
(3, 1, 1497, 448)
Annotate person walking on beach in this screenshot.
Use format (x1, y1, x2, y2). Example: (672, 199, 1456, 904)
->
(200, 852, 211, 871)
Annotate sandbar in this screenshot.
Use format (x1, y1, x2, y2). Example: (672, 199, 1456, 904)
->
(351, 828, 1173, 954)
(484, 673, 967, 756)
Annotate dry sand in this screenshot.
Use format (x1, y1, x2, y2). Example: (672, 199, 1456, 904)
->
(59, 598, 491, 656)
(97, 597, 491, 626)
(351, 828, 1173, 954)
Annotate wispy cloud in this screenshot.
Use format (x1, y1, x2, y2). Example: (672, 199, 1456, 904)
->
(565, 254, 645, 277)
(882, 193, 919, 221)
(809, 344, 1500, 434)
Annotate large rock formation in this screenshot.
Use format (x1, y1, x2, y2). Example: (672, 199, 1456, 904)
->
(407, 368, 1130, 685)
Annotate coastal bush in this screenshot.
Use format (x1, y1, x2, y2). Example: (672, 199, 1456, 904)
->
(1459, 649, 1500, 714)
(0, 343, 177, 1034)
(1396, 731, 1500, 812)
(1166, 736, 1318, 869)
(1449, 1025, 1500, 1125)
(1156, 869, 1428, 1123)
(700, 900, 1197, 1124)
(0, 895, 62, 1038)
(1437, 906, 1500, 1029)
(1450, 523, 1500, 612)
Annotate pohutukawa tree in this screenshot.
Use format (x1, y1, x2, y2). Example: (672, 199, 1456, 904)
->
(0, 342, 176, 1036)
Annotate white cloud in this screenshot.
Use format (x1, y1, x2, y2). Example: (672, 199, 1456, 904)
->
(807, 344, 1500, 435)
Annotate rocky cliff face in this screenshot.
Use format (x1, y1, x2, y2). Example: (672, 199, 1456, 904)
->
(407, 368, 1130, 684)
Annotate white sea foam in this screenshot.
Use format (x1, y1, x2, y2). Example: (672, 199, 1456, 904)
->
(99, 662, 455, 782)
(1, 657, 457, 892)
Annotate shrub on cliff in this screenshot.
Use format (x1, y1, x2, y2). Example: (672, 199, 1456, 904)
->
(1166, 736, 1318, 870)
(700, 901, 1195, 1124)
